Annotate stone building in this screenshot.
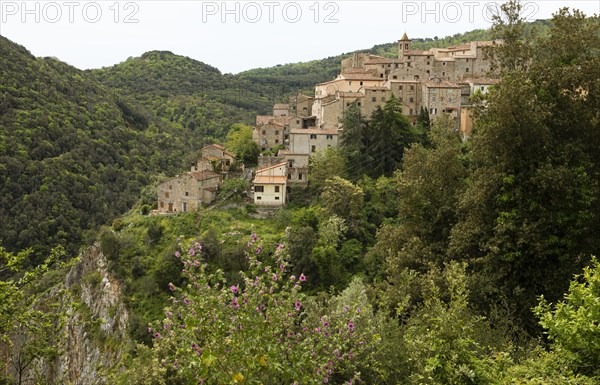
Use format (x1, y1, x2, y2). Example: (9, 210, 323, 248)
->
(192, 143, 236, 174)
(157, 171, 222, 213)
(253, 115, 290, 151)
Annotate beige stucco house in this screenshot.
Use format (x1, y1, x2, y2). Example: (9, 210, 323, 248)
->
(253, 162, 287, 205)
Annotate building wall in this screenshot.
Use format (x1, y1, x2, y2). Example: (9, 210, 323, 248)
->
(157, 174, 221, 213)
(254, 183, 286, 205)
(254, 122, 286, 151)
(290, 130, 338, 155)
(422, 84, 461, 119)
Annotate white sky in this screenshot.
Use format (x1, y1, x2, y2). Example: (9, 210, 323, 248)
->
(1, 1, 598, 74)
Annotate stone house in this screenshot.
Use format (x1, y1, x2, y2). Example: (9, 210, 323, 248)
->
(193, 144, 236, 174)
(253, 162, 287, 205)
(421, 78, 462, 119)
(157, 171, 222, 213)
(253, 115, 290, 151)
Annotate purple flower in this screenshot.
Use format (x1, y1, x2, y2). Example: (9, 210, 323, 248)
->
(189, 248, 196, 256)
(232, 298, 240, 309)
(175, 251, 180, 258)
(347, 322, 355, 331)
(273, 274, 279, 281)
(230, 285, 239, 294)
(280, 264, 285, 271)
(295, 301, 302, 311)
(299, 274, 307, 282)
(183, 297, 190, 305)
(168, 282, 175, 292)
(290, 275, 296, 281)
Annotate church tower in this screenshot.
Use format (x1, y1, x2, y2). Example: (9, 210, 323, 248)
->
(398, 32, 411, 58)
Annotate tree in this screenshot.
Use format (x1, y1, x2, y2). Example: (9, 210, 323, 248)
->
(449, 5, 600, 330)
(339, 101, 367, 179)
(534, 258, 600, 377)
(367, 95, 417, 178)
(308, 147, 347, 193)
(320, 177, 366, 240)
(117, 237, 375, 384)
(225, 123, 260, 166)
(1, 246, 69, 385)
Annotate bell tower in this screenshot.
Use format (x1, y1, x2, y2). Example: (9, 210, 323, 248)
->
(398, 32, 411, 58)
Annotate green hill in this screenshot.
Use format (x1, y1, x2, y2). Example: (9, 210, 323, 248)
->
(0, 37, 193, 260)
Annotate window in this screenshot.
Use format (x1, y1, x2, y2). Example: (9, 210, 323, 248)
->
(481, 86, 485, 91)
(357, 102, 361, 106)
(349, 81, 352, 85)
(296, 120, 300, 124)
(381, 97, 386, 101)
(299, 173, 303, 180)
(165, 192, 170, 198)
(288, 173, 292, 179)
(275, 196, 280, 200)
(185, 191, 189, 196)
(409, 109, 413, 115)
(399, 85, 403, 90)
(410, 85, 414, 91)
(427, 61, 430, 65)
(392, 75, 397, 79)
(275, 139, 279, 144)
(442, 72, 446, 77)
(275, 130, 279, 135)
(466, 68, 469, 73)
(160, 201, 164, 208)
(311, 145, 316, 153)
(372, 96, 377, 102)
(360, 81, 363, 85)
(257, 196, 261, 200)
(288, 160, 293, 167)
(255, 186, 264, 193)
(399, 97, 403, 102)
(310, 134, 317, 139)
(407, 56, 411, 60)
(443, 62, 446, 67)
(326, 134, 333, 140)
(432, 96, 436, 102)
(275, 186, 280, 193)
(262, 130, 266, 135)
(409, 97, 414, 102)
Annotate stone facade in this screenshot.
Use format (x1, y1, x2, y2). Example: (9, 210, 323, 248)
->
(157, 171, 222, 213)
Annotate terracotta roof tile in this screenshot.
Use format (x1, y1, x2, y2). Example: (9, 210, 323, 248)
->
(254, 175, 287, 184)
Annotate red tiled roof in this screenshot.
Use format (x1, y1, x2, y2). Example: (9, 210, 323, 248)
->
(203, 143, 225, 150)
(290, 128, 338, 135)
(423, 79, 461, 88)
(190, 171, 221, 181)
(254, 175, 287, 184)
(256, 162, 287, 173)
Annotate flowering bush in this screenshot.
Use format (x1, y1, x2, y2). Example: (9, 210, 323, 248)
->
(147, 234, 373, 384)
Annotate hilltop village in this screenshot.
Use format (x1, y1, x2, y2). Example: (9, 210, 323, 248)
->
(159, 33, 500, 210)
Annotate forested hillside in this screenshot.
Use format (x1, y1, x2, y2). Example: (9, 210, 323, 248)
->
(0, 36, 193, 259)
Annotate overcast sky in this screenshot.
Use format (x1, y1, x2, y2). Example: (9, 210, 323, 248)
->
(1, 1, 598, 74)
